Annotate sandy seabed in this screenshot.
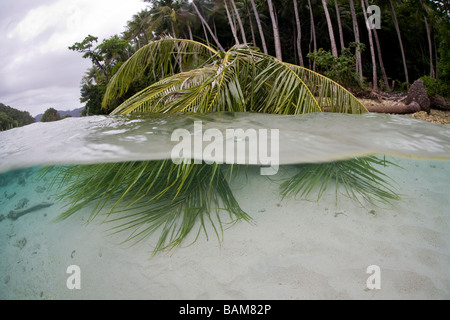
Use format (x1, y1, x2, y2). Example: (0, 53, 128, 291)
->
(0, 156, 449, 300)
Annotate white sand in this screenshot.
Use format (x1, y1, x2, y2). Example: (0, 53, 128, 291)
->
(0, 157, 449, 300)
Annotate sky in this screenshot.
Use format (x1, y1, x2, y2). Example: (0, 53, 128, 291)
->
(0, 0, 149, 116)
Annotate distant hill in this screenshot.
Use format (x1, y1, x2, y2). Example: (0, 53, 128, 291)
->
(35, 107, 84, 122)
(0, 103, 35, 131)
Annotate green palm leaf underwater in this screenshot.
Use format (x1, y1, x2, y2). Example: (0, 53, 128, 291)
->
(46, 39, 399, 256)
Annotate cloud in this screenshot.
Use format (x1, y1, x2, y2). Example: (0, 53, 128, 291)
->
(0, 0, 148, 116)
(7, 2, 66, 42)
(7, 0, 145, 51)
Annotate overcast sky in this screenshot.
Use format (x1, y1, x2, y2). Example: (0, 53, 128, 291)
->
(0, 0, 149, 116)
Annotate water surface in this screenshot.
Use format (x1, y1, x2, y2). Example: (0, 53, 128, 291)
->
(1, 112, 449, 173)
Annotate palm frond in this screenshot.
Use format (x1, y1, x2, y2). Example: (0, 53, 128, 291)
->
(105, 40, 365, 115)
(110, 66, 219, 114)
(102, 38, 218, 110)
(286, 63, 368, 113)
(250, 57, 321, 114)
(280, 156, 400, 206)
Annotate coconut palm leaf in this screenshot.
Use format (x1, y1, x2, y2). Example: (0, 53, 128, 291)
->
(103, 38, 218, 110)
(109, 66, 220, 114)
(286, 64, 367, 113)
(110, 46, 321, 114)
(103, 38, 366, 115)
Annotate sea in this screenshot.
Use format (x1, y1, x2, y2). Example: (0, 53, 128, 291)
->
(0, 112, 449, 299)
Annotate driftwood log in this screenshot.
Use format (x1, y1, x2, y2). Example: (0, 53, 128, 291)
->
(360, 79, 444, 114)
(365, 101, 421, 114)
(8, 202, 54, 220)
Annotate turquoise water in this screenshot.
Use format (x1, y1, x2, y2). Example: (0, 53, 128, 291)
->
(0, 112, 449, 299)
(1, 112, 450, 239)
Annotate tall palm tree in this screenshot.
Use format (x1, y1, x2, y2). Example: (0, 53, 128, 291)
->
(389, 0, 409, 84)
(267, 0, 283, 61)
(420, 0, 435, 78)
(293, 0, 304, 67)
(249, 0, 268, 54)
(321, 0, 338, 58)
(123, 10, 152, 49)
(308, 0, 317, 70)
(177, 1, 199, 41)
(147, 2, 179, 38)
(350, 0, 363, 82)
(224, 0, 240, 44)
(334, 0, 345, 51)
(361, 0, 378, 91)
(192, 0, 224, 50)
(364, 0, 390, 91)
(244, 0, 257, 45)
(230, 0, 248, 43)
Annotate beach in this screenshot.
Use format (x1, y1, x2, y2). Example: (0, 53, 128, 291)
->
(0, 156, 449, 300)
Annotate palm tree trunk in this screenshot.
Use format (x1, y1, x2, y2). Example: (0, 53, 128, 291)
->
(213, 18, 219, 41)
(334, 0, 345, 51)
(361, 0, 378, 91)
(224, 0, 240, 45)
(373, 29, 390, 90)
(250, 0, 268, 54)
(230, 0, 247, 44)
(192, 1, 224, 51)
(246, 2, 257, 46)
(201, 21, 210, 46)
(389, 0, 409, 84)
(267, 0, 283, 60)
(424, 17, 435, 78)
(322, 0, 338, 58)
(420, 0, 435, 78)
(434, 39, 439, 79)
(308, 0, 317, 70)
(365, 0, 390, 91)
(293, 0, 304, 67)
(187, 23, 193, 41)
(350, 0, 362, 82)
(171, 22, 177, 38)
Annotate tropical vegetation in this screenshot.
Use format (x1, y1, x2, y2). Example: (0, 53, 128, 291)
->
(0, 103, 35, 131)
(102, 38, 367, 114)
(40, 108, 67, 122)
(71, 0, 450, 115)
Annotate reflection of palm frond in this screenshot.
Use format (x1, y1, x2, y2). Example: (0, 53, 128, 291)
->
(48, 161, 251, 256)
(280, 157, 400, 206)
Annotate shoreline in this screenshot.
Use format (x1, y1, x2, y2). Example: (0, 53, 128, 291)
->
(360, 94, 450, 125)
